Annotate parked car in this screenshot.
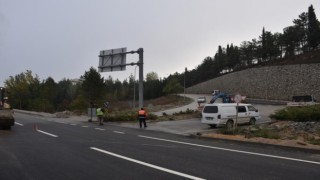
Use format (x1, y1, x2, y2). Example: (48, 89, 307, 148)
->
(197, 97, 206, 103)
(201, 103, 261, 128)
(287, 95, 318, 107)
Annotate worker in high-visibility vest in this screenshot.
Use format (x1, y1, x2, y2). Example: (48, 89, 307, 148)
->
(96, 107, 104, 125)
(138, 107, 147, 128)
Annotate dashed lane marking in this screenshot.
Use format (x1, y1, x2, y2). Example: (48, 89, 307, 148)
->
(37, 130, 58, 138)
(14, 122, 24, 126)
(113, 131, 125, 134)
(56, 121, 67, 124)
(95, 128, 105, 131)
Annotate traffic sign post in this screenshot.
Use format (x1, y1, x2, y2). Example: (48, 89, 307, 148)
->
(234, 94, 242, 133)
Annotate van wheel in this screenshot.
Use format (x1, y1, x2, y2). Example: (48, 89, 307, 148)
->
(249, 118, 256, 125)
(226, 120, 234, 129)
(209, 124, 217, 128)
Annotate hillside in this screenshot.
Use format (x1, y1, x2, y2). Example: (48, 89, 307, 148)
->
(260, 49, 320, 66)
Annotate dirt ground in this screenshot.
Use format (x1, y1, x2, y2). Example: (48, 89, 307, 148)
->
(202, 133, 320, 150)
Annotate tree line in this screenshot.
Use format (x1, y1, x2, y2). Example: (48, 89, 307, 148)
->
(4, 4, 319, 112)
(4, 69, 182, 112)
(174, 4, 320, 88)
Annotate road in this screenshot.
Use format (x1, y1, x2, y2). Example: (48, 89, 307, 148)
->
(153, 94, 285, 124)
(1, 113, 320, 180)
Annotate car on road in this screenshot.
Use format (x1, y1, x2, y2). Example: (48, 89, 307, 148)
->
(197, 97, 206, 104)
(201, 103, 261, 128)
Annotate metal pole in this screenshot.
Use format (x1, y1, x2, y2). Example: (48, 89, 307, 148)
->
(184, 67, 186, 100)
(138, 48, 144, 108)
(133, 65, 138, 109)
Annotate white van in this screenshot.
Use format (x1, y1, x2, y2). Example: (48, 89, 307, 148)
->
(201, 103, 261, 128)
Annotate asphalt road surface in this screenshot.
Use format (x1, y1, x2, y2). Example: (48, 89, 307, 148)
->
(1, 113, 320, 180)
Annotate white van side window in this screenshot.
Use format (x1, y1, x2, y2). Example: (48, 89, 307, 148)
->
(248, 106, 256, 111)
(237, 106, 247, 113)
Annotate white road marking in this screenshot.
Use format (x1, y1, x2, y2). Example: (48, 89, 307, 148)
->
(113, 131, 125, 134)
(37, 130, 58, 138)
(138, 135, 320, 165)
(95, 128, 105, 131)
(14, 122, 24, 126)
(90, 147, 205, 180)
(56, 121, 67, 124)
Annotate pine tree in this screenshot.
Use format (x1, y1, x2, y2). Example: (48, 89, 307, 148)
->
(260, 27, 268, 62)
(307, 5, 320, 49)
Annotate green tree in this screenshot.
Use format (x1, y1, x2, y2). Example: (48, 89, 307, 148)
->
(145, 72, 163, 99)
(282, 26, 301, 57)
(293, 12, 308, 52)
(37, 77, 58, 112)
(56, 79, 77, 111)
(260, 27, 268, 62)
(163, 78, 183, 95)
(80, 67, 105, 105)
(307, 5, 320, 50)
(4, 70, 40, 110)
(146, 72, 159, 81)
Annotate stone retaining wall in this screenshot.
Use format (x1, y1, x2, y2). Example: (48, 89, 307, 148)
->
(185, 63, 320, 101)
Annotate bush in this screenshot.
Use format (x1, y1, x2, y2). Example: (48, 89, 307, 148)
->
(105, 111, 136, 122)
(218, 127, 246, 135)
(172, 108, 196, 115)
(253, 128, 280, 139)
(105, 111, 158, 122)
(270, 105, 320, 122)
(308, 137, 320, 145)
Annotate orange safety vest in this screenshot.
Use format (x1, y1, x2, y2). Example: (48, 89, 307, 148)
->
(138, 110, 147, 117)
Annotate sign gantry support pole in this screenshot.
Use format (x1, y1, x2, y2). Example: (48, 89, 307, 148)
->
(138, 48, 144, 108)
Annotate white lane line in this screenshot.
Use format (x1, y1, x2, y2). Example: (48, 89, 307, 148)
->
(113, 131, 125, 134)
(15, 122, 24, 126)
(56, 121, 67, 124)
(138, 135, 320, 165)
(95, 128, 105, 131)
(90, 147, 205, 180)
(82, 126, 89, 128)
(37, 130, 58, 138)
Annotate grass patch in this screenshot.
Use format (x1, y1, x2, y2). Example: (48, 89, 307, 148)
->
(253, 128, 280, 139)
(270, 105, 320, 122)
(307, 136, 320, 145)
(317, 128, 320, 136)
(218, 127, 246, 135)
(218, 126, 280, 139)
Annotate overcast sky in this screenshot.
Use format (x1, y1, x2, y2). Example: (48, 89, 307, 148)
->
(1, 0, 319, 86)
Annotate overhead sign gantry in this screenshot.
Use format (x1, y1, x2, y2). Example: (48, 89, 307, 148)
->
(98, 47, 144, 108)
